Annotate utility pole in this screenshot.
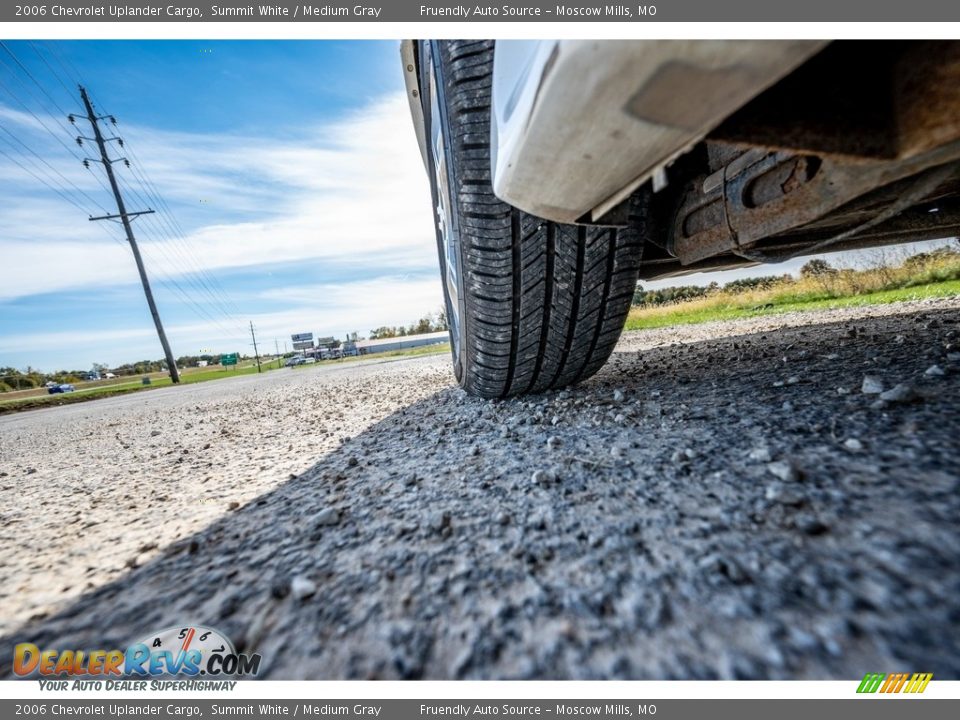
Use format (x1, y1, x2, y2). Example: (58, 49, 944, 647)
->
(76, 86, 180, 383)
(249, 321, 262, 373)
(274, 339, 281, 368)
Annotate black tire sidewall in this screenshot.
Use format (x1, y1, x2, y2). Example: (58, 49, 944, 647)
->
(421, 40, 468, 385)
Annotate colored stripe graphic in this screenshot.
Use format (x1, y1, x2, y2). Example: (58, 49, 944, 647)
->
(857, 673, 886, 693)
(905, 673, 934, 693)
(857, 672, 932, 693)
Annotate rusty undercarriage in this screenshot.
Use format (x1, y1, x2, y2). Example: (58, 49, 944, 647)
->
(637, 40, 960, 279)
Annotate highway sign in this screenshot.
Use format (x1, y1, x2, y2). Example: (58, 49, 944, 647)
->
(221, 353, 239, 366)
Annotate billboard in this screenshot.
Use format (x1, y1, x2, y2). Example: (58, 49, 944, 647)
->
(291, 332, 313, 343)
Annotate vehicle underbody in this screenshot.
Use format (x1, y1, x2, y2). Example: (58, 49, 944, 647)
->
(634, 41, 960, 279)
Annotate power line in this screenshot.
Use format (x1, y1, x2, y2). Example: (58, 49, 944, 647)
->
(0, 53, 88, 164)
(27, 41, 76, 99)
(0, 124, 110, 214)
(0, 42, 77, 127)
(116, 177, 249, 335)
(0, 144, 97, 218)
(118, 132, 246, 319)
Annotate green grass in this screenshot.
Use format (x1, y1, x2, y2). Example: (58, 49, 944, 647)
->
(625, 279, 960, 331)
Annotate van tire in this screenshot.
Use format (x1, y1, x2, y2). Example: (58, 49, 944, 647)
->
(424, 40, 644, 398)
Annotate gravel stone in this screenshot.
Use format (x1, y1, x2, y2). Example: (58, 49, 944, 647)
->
(861, 376, 885, 394)
(765, 483, 805, 505)
(531, 469, 553, 486)
(879, 383, 918, 403)
(767, 460, 801, 483)
(290, 576, 317, 600)
(313, 507, 340, 526)
(748, 447, 773, 463)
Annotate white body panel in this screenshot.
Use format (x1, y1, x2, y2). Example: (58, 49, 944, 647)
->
(490, 40, 826, 223)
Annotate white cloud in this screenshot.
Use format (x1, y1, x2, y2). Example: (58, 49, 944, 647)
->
(0, 92, 438, 301)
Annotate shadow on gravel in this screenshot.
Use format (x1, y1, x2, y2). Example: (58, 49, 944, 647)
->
(2, 307, 959, 679)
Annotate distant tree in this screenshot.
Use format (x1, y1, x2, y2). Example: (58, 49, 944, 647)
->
(800, 259, 835, 277)
(369, 326, 397, 340)
(414, 315, 433, 334)
(369, 312, 452, 339)
(724, 276, 782, 293)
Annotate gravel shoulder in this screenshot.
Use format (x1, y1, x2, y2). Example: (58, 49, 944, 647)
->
(1, 297, 958, 679)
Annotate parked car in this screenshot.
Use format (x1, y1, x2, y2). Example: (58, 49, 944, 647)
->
(47, 383, 75, 394)
(285, 356, 306, 367)
(403, 40, 960, 397)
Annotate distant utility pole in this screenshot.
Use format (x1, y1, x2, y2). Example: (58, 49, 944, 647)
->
(249, 321, 262, 373)
(76, 86, 180, 383)
(274, 339, 281, 368)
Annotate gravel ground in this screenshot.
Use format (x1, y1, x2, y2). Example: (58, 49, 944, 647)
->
(1, 298, 958, 679)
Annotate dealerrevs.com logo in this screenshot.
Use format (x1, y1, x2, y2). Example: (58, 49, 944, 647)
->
(13, 625, 261, 683)
(857, 672, 933, 694)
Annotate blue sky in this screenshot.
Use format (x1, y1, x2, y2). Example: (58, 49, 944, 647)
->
(0, 40, 441, 371)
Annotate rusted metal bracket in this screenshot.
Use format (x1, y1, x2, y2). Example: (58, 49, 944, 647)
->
(669, 139, 960, 265)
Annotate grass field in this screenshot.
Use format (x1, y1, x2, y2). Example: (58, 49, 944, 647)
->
(625, 252, 960, 331)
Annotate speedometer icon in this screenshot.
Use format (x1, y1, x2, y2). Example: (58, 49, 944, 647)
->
(133, 625, 235, 675)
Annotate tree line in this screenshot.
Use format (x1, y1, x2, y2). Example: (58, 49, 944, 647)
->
(368, 311, 448, 340)
(633, 274, 792, 306)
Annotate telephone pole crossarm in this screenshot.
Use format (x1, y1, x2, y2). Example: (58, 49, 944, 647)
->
(89, 209, 155, 222)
